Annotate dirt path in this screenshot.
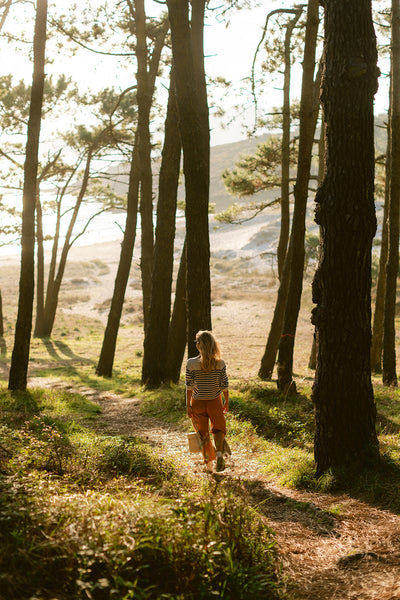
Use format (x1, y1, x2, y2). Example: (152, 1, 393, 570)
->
(29, 378, 400, 600)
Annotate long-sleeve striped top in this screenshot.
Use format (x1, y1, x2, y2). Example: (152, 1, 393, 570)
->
(185, 355, 229, 400)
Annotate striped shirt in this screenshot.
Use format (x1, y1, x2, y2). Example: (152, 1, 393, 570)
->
(185, 355, 229, 400)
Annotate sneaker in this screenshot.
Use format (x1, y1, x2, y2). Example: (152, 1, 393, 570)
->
(216, 456, 225, 472)
(205, 460, 214, 472)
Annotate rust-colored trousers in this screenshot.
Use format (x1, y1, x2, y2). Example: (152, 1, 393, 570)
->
(191, 396, 226, 462)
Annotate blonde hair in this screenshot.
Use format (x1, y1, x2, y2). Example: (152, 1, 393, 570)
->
(195, 330, 221, 371)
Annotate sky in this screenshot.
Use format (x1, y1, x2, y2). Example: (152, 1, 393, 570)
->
(4, 0, 391, 147)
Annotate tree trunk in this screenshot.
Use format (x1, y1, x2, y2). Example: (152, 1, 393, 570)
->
(308, 107, 325, 371)
(167, 0, 211, 359)
(38, 185, 63, 337)
(34, 193, 45, 337)
(258, 239, 291, 380)
(142, 67, 181, 387)
(312, 0, 380, 474)
(0, 289, 5, 357)
(277, 8, 303, 280)
(9, 0, 47, 391)
(0, 0, 12, 32)
(382, 0, 400, 387)
(0, 290, 3, 337)
(371, 103, 390, 373)
(258, 8, 320, 383)
(136, 0, 154, 334)
(277, 0, 320, 393)
(165, 238, 187, 383)
(96, 142, 140, 377)
(96, 17, 168, 378)
(39, 149, 93, 337)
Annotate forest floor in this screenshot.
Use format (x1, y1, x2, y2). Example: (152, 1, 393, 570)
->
(28, 375, 400, 600)
(3, 232, 400, 600)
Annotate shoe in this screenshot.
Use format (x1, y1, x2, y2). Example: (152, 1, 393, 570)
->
(216, 456, 225, 472)
(205, 460, 214, 472)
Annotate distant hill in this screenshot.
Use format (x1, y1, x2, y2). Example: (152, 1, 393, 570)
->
(104, 133, 271, 213)
(208, 134, 271, 211)
(105, 114, 388, 214)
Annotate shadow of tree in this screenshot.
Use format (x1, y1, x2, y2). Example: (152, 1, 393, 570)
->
(0, 389, 40, 426)
(376, 413, 400, 434)
(41, 339, 92, 364)
(222, 477, 338, 536)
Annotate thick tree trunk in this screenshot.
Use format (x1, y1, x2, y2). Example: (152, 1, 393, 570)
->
(142, 67, 181, 387)
(382, 0, 400, 387)
(165, 238, 187, 383)
(167, 0, 211, 359)
(277, 0, 320, 393)
(312, 0, 380, 474)
(277, 8, 302, 280)
(9, 0, 47, 391)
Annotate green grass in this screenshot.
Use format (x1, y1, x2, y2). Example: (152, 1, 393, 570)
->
(137, 378, 400, 511)
(3, 320, 400, 598)
(0, 382, 283, 600)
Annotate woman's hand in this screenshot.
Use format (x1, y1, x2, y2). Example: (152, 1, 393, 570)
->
(222, 391, 229, 413)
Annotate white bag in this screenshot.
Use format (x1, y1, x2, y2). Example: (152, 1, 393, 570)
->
(187, 431, 203, 453)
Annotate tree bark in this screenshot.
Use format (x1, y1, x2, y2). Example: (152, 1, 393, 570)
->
(371, 105, 390, 373)
(312, 0, 380, 474)
(258, 238, 291, 380)
(9, 0, 47, 391)
(34, 193, 45, 337)
(136, 0, 154, 334)
(141, 67, 182, 387)
(165, 238, 187, 384)
(167, 0, 211, 359)
(96, 17, 168, 378)
(277, 8, 303, 280)
(308, 108, 325, 371)
(277, 0, 320, 393)
(382, 0, 400, 387)
(96, 142, 140, 377)
(0, 290, 5, 357)
(258, 8, 320, 382)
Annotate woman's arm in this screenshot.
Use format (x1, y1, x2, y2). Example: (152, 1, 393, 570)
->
(186, 388, 193, 417)
(222, 389, 229, 413)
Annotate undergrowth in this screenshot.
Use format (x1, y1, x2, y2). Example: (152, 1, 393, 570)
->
(0, 386, 283, 600)
(2, 341, 400, 599)
(140, 380, 400, 512)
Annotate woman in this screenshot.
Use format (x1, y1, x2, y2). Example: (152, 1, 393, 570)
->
(186, 330, 229, 472)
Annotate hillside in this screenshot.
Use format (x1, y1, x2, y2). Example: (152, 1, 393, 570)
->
(106, 112, 388, 215)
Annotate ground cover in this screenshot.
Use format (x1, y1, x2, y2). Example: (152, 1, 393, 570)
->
(1, 249, 400, 599)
